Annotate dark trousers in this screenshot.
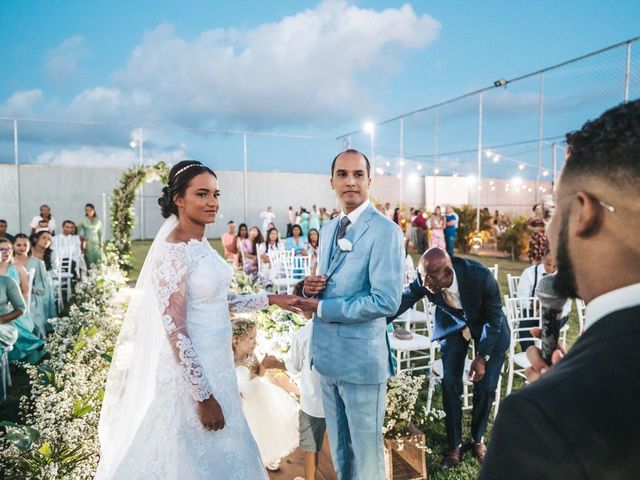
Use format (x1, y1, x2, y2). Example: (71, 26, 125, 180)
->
(445, 234, 457, 257)
(286, 223, 293, 238)
(440, 332, 505, 448)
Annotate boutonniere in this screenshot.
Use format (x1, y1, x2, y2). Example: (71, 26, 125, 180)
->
(337, 238, 352, 252)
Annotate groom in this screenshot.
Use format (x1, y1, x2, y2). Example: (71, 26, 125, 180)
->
(295, 149, 405, 480)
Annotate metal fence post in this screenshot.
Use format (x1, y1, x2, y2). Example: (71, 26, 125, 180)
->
(13, 119, 22, 232)
(476, 93, 483, 233)
(536, 72, 545, 203)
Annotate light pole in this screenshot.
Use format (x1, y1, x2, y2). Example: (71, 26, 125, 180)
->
(130, 127, 145, 239)
(363, 122, 375, 193)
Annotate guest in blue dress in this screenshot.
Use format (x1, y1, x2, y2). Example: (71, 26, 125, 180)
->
(285, 225, 308, 256)
(0, 276, 22, 358)
(309, 205, 321, 232)
(299, 209, 310, 236)
(12, 234, 56, 338)
(0, 238, 44, 363)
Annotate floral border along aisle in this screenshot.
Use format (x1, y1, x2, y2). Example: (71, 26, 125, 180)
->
(0, 255, 126, 479)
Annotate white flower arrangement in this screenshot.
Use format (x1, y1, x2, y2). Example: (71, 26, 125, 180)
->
(253, 306, 306, 355)
(337, 238, 353, 252)
(0, 260, 126, 479)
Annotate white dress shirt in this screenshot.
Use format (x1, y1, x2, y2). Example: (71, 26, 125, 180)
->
(29, 215, 56, 234)
(442, 269, 463, 309)
(316, 199, 371, 318)
(51, 234, 82, 259)
(284, 323, 324, 418)
(518, 264, 572, 317)
(584, 282, 640, 332)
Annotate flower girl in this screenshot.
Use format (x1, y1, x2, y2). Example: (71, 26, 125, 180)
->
(232, 318, 299, 469)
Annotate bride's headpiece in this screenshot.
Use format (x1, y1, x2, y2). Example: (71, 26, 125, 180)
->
(173, 162, 203, 179)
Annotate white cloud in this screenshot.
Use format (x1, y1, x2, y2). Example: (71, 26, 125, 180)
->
(0, 89, 44, 116)
(34, 145, 188, 168)
(96, 0, 439, 126)
(44, 35, 90, 89)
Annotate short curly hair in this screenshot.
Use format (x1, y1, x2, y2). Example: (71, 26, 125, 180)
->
(564, 99, 640, 187)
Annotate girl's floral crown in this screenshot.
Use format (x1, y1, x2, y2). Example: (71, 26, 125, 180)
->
(232, 318, 256, 338)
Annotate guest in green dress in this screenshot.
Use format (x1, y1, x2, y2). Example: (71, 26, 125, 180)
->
(0, 238, 44, 363)
(0, 276, 22, 355)
(13, 234, 56, 338)
(299, 208, 310, 236)
(78, 203, 104, 268)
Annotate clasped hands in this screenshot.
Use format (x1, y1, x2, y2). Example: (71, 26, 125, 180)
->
(268, 275, 327, 317)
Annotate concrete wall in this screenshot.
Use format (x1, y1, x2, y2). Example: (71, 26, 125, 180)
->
(0, 164, 550, 240)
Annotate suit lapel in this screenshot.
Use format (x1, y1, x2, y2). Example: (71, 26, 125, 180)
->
(318, 219, 339, 276)
(325, 205, 373, 279)
(452, 260, 472, 314)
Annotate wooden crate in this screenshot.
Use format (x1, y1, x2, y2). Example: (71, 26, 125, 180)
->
(384, 425, 427, 480)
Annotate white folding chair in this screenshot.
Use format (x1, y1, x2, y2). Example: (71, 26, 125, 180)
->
(389, 299, 435, 373)
(487, 264, 499, 282)
(505, 297, 541, 395)
(25, 268, 35, 315)
(404, 254, 416, 285)
(507, 274, 521, 299)
(0, 345, 12, 401)
(53, 257, 74, 311)
(269, 250, 296, 294)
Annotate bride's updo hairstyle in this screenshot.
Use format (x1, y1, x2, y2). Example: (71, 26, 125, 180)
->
(158, 160, 217, 218)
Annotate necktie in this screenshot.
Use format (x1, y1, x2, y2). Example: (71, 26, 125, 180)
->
(336, 216, 351, 242)
(443, 288, 471, 340)
(442, 288, 458, 309)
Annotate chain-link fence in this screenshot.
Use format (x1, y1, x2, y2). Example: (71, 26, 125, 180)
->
(338, 36, 640, 229)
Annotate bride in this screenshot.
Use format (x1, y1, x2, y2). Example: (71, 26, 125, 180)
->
(96, 160, 298, 479)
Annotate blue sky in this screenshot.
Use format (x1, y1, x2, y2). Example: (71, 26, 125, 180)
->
(1, 0, 639, 177)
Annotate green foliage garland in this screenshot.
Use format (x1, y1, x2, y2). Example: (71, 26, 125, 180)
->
(106, 162, 168, 273)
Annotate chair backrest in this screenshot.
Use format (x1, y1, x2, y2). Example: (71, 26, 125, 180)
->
(268, 249, 294, 279)
(404, 254, 416, 284)
(507, 274, 521, 298)
(25, 268, 36, 315)
(283, 255, 312, 279)
(488, 264, 499, 282)
(505, 296, 541, 349)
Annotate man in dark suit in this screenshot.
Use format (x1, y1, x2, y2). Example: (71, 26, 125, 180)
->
(480, 99, 640, 479)
(390, 247, 509, 467)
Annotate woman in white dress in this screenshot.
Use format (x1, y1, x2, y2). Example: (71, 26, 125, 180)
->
(96, 161, 298, 479)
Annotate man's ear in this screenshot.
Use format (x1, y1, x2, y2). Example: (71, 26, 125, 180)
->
(330, 177, 335, 191)
(573, 192, 602, 237)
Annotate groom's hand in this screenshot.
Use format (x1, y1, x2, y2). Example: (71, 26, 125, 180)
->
(294, 297, 320, 315)
(303, 275, 327, 296)
(268, 294, 303, 315)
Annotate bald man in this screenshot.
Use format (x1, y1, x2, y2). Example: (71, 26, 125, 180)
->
(390, 247, 509, 467)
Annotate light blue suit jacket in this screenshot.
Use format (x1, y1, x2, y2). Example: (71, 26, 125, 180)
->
(311, 203, 405, 385)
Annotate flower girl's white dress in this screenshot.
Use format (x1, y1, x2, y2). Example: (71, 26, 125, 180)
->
(236, 355, 299, 465)
(97, 239, 269, 479)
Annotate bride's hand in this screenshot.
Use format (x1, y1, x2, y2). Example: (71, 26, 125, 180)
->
(197, 396, 225, 431)
(268, 294, 303, 315)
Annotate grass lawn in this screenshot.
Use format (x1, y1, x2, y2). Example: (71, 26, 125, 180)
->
(1, 240, 580, 480)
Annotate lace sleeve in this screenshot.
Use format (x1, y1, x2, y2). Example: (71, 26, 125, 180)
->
(227, 292, 269, 313)
(153, 244, 212, 402)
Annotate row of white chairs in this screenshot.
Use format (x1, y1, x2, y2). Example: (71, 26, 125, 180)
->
(506, 273, 587, 333)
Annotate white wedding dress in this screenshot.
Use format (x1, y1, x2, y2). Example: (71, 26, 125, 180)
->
(96, 222, 269, 479)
